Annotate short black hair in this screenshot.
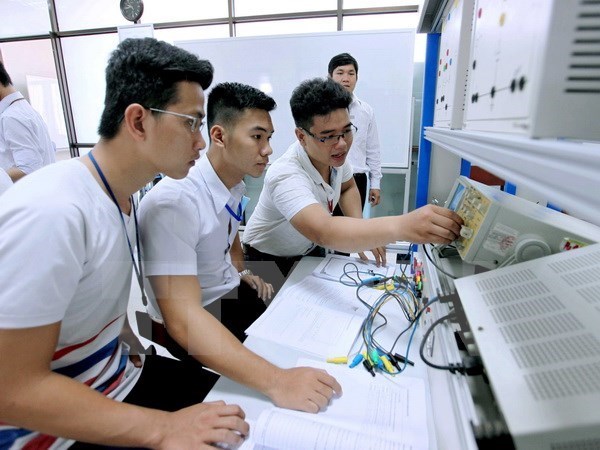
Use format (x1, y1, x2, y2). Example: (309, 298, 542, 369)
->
(328, 53, 359, 76)
(289, 78, 352, 131)
(207, 82, 276, 130)
(98, 38, 213, 139)
(0, 62, 13, 87)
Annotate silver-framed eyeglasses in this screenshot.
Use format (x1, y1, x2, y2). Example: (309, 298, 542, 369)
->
(147, 107, 205, 133)
(302, 124, 357, 144)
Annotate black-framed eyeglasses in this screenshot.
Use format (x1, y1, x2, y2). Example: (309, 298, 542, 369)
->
(146, 107, 205, 133)
(301, 124, 358, 144)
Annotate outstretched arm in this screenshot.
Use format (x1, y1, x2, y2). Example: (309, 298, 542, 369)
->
(290, 203, 463, 253)
(150, 274, 342, 413)
(0, 323, 247, 449)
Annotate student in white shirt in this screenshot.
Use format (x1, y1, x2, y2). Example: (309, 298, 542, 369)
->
(139, 82, 342, 414)
(0, 38, 248, 449)
(329, 52, 382, 209)
(0, 61, 56, 182)
(243, 77, 463, 279)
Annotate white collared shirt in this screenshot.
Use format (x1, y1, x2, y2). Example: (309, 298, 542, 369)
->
(139, 156, 245, 321)
(347, 95, 382, 189)
(0, 91, 56, 175)
(242, 140, 353, 257)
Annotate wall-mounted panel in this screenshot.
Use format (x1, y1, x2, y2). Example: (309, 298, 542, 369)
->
(464, 0, 600, 140)
(433, 0, 474, 129)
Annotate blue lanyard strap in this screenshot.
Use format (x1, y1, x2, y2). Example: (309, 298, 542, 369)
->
(88, 151, 147, 306)
(225, 202, 243, 222)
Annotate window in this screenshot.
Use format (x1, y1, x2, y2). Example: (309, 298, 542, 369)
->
(234, 0, 337, 17)
(0, 0, 51, 38)
(343, 0, 421, 9)
(61, 33, 120, 143)
(55, 0, 229, 32)
(343, 12, 420, 30)
(154, 25, 230, 44)
(0, 39, 69, 160)
(236, 17, 337, 37)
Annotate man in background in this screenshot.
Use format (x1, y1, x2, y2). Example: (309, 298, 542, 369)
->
(328, 52, 382, 211)
(140, 81, 341, 414)
(0, 61, 56, 182)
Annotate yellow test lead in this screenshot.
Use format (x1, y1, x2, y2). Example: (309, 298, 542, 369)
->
(326, 356, 349, 364)
(380, 355, 395, 373)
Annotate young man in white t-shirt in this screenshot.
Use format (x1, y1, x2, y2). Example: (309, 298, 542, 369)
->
(243, 77, 463, 278)
(0, 38, 248, 449)
(139, 82, 342, 414)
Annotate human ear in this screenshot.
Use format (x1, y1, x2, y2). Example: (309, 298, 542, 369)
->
(210, 124, 226, 147)
(295, 127, 306, 147)
(122, 104, 147, 140)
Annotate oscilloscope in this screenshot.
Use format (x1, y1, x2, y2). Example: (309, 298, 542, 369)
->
(444, 176, 600, 269)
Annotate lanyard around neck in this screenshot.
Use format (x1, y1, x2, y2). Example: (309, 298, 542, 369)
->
(8, 97, 25, 107)
(88, 150, 147, 306)
(225, 202, 243, 222)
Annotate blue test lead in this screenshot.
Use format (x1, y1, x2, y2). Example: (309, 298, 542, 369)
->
(360, 276, 383, 287)
(349, 353, 365, 368)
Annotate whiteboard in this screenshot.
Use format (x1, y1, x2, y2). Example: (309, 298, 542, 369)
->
(178, 30, 415, 168)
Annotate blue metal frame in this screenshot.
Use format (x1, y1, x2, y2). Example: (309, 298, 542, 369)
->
(460, 159, 471, 177)
(415, 33, 440, 208)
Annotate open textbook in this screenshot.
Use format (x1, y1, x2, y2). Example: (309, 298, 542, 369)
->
(241, 359, 429, 450)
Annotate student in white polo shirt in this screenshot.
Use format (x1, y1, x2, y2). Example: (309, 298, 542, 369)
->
(242, 77, 463, 279)
(139, 82, 342, 414)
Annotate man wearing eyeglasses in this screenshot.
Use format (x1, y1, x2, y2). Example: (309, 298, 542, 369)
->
(242, 77, 463, 280)
(329, 52, 382, 211)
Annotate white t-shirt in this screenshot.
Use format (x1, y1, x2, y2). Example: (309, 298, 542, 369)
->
(0, 158, 142, 449)
(347, 95, 382, 189)
(0, 92, 56, 175)
(139, 156, 245, 322)
(242, 140, 353, 257)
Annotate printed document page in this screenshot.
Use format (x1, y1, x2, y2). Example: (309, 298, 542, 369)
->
(244, 358, 429, 450)
(245, 276, 382, 357)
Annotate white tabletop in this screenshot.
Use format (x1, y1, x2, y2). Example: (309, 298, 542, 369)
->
(205, 256, 466, 449)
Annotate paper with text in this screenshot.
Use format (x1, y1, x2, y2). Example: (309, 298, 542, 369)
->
(245, 276, 382, 357)
(247, 358, 428, 450)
